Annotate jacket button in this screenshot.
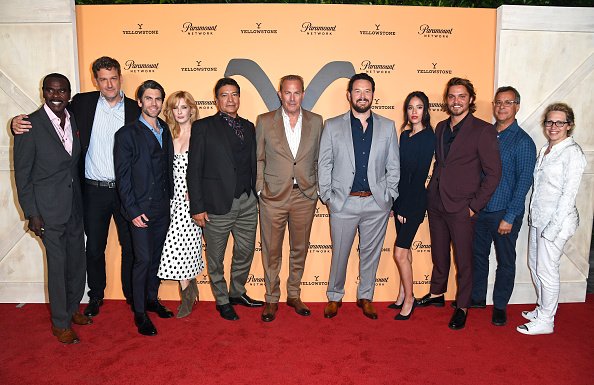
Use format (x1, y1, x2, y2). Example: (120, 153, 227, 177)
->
(294, 162, 296, 165)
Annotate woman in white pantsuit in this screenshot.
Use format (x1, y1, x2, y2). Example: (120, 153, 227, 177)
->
(517, 103, 586, 335)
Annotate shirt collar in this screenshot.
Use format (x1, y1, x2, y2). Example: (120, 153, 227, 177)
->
(139, 114, 163, 133)
(43, 103, 71, 123)
(281, 107, 302, 121)
(99, 90, 125, 108)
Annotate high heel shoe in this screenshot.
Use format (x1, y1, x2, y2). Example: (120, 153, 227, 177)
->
(387, 299, 404, 309)
(394, 300, 416, 321)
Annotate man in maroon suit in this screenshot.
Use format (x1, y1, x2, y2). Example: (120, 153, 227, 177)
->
(417, 77, 502, 330)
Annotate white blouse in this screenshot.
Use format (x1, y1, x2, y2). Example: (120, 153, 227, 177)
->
(529, 136, 587, 242)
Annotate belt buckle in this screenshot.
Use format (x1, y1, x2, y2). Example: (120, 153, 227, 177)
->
(107, 181, 116, 189)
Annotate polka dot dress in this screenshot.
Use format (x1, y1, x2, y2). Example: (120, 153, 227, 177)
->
(158, 152, 204, 280)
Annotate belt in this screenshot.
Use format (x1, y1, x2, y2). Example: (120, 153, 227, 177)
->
(349, 191, 372, 197)
(293, 183, 299, 189)
(85, 178, 116, 189)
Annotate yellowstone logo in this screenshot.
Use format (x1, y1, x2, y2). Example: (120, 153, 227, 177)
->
(418, 24, 454, 38)
(411, 240, 431, 253)
(241, 22, 278, 34)
(360, 60, 395, 74)
(413, 274, 431, 285)
(371, 98, 395, 111)
(122, 23, 159, 35)
(255, 241, 262, 252)
(300, 22, 336, 36)
(417, 62, 453, 75)
(224, 59, 355, 111)
(196, 274, 211, 285)
(314, 207, 330, 218)
(181, 22, 217, 36)
(181, 60, 218, 72)
(360, 24, 396, 36)
(246, 274, 265, 286)
(301, 275, 329, 286)
(123, 60, 159, 74)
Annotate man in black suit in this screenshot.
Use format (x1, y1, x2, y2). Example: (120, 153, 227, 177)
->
(187, 77, 263, 321)
(114, 80, 174, 336)
(12, 57, 139, 317)
(14, 73, 92, 344)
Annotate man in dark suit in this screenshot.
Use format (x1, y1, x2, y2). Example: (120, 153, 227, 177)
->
(12, 57, 139, 317)
(14, 73, 92, 344)
(417, 77, 502, 330)
(114, 80, 174, 336)
(187, 77, 263, 321)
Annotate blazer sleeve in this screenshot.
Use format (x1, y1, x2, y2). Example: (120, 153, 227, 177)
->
(317, 119, 334, 203)
(13, 118, 40, 219)
(114, 127, 142, 220)
(469, 125, 502, 213)
(187, 120, 206, 215)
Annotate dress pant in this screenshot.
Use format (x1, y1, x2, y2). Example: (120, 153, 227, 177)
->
(43, 207, 86, 329)
(327, 195, 390, 302)
(259, 188, 317, 303)
(203, 192, 258, 305)
(528, 226, 569, 325)
(130, 199, 170, 313)
(472, 210, 523, 309)
(84, 183, 134, 300)
(427, 195, 476, 308)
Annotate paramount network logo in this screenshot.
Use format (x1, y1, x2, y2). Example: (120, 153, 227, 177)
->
(359, 24, 396, 36)
(355, 275, 389, 287)
(308, 242, 332, 254)
(195, 100, 216, 111)
(122, 23, 159, 35)
(241, 22, 278, 34)
(300, 22, 336, 36)
(181, 21, 217, 36)
(301, 275, 329, 286)
(123, 59, 159, 73)
(360, 60, 395, 74)
(417, 62, 452, 75)
(246, 274, 265, 286)
(181, 60, 218, 73)
(411, 240, 431, 253)
(418, 24, 454, 38)
(429, 101, 446, 112)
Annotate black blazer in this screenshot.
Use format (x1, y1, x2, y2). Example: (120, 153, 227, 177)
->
(113, 118, 174, 221)
(14, 107, 82, 225)
(187, 113, 257, 216)
(69, 91, 140, 181)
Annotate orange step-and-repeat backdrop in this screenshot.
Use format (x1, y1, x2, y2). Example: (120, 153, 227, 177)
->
(75, 4, 496, 302)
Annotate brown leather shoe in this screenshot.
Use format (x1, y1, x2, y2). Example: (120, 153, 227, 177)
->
(51, 326, 80, 344)
(72, 312, 93, 325)
(286, 297, 311, 316)
(261, 303, 278, 322)
(324, 301, 342, 318)
(356, 299, 378, 320)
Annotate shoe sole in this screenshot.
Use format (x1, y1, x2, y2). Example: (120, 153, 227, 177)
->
(516, 327, 553, 335)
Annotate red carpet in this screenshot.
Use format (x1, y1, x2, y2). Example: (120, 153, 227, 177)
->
(1, 296, 593, 385)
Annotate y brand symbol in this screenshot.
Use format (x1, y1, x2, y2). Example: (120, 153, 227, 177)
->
(256, 22, 262, 29)
(432, 63, 437, 69)
(424, 274, 430, 280)
(225, 59, 355, 111)
(196, 61, 202, 66)
(375, 24, 381, 31)
(374, 98, 380, 104)
(137, 24, 143, 30)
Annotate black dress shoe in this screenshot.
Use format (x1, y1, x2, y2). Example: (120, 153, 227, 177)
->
(229, 294, 264, 307)
(146, 300, 174, 318)
(134, 313, 157, 336)
(395, 301, 417, 321)
(84, 298, 103, 317)
(492, 307, 507, 326)
(216, 303, 239, 321)
(416, 293, 445, 307)
(451, 300, 486, 309)
(448, 308, 467, 330)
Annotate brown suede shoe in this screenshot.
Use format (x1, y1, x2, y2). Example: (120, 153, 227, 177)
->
(52, 326, 80, 344)
(324, 301, 342, 318)
(72, 312, 93, 325)
(261, 303, 278, 322)
(356, 299, 378, 320)
(286, 297, 311, 316)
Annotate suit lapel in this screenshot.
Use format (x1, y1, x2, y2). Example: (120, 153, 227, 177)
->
(342, 112, 355, 169)
(447, 115, 473, 158)
(295, 109, 310, 162)
(40, 107, 72, 157)
(367, 113, 381, 172)
(274, 108, 294, 161)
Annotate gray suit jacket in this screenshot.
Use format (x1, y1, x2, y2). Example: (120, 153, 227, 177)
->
(14, 106, 82, 225)
(318, 111, 399, 212)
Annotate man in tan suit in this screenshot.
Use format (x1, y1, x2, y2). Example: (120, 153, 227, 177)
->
(256, 75, 323, 322)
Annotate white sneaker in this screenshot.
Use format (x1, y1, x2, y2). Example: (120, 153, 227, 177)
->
(521, 308, 538, 321)
(516, 320, 554, 335)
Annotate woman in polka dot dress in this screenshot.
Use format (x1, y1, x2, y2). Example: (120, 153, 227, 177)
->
(158, 91, 205, 318)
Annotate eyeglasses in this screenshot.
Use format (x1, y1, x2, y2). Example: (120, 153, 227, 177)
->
(492, 100, 518, 107)
(544, 120, 569, 127)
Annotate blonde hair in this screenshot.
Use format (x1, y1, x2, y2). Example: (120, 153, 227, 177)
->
(163, 91, 198, 138)
(542, 102, 575, 136)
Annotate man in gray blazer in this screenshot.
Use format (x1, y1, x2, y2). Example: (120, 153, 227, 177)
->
(318, 73, 399, 319)
(14, 73, 91, 344)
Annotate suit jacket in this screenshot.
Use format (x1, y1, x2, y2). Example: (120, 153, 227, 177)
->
(69, 91, 140, 182)
(14, 106, 82, 225)
(256, 108, 323, 207)
(187, 113, 257, 216)
(318, 111, 400, 212)
(113, 118, 174, 221)
(427, 113, 502, 213)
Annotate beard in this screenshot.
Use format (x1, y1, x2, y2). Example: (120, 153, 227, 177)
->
(351, 98, 372, 114)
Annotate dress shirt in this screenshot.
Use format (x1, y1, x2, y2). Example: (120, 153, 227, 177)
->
(43, 104, 73, 156)
(350, 111, 373, 193)
(282, 107, 302, 185)
(485, 120, 537, 224)
(85, 91, 125, 181)
(139, 114, 164, 148)
(443, 114, 469, 159)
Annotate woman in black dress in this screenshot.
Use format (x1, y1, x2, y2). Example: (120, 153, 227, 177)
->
(389, 91, 435, 320)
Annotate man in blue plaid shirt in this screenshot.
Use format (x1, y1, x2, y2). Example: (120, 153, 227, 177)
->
(471, 86, 536, 327)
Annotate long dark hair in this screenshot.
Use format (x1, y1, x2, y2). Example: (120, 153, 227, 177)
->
(401, 91, 432, 132)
